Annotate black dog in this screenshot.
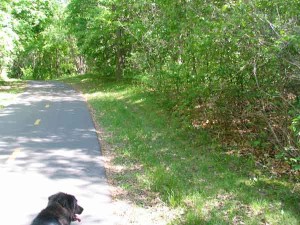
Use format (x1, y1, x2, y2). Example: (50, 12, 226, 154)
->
(31, 192, 84, 225)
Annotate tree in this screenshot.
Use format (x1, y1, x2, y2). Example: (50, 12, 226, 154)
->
(66, 0, 137, 79)
(0, 0, 18, 78)
(6, 0, 79, 79)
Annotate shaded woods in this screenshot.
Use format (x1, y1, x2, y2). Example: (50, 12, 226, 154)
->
(1, 0, 300, 175)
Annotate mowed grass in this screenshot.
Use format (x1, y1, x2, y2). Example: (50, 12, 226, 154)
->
(62, 74, 300, 225)
(0, 80, 26, 109)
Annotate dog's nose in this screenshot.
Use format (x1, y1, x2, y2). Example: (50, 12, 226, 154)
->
(77, 205, 84, 214)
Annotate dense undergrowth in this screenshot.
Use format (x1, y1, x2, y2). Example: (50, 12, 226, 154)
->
(62, 74, 300, 225)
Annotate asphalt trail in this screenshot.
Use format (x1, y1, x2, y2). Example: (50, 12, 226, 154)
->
(0, 81, 116, 225)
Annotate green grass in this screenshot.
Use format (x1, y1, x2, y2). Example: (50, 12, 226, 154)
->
(0, 80, 26, 109)
(62, 74, 300, 224)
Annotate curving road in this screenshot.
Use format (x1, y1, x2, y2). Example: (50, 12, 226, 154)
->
(0, 81, 116, 225)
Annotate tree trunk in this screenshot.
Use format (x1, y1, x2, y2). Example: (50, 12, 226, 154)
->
(115, 26, 124, 80)
(112, 3, 124, 80)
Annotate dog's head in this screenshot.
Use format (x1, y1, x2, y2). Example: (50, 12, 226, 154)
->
(48, 192, 84, 222)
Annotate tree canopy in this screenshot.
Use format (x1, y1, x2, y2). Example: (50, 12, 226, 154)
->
(0, 0, 79, 79)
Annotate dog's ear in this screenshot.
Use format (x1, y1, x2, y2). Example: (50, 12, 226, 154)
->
(57, 198, 68, 208)
(48, 193, 54, 200)
(48, 194, 55, 202)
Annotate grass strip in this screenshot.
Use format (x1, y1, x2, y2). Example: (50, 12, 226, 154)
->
(62, 74, 300, 225)
(0, 80, 26, 109)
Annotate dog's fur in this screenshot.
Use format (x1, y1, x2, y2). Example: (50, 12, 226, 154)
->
(30, 192, 83, 225)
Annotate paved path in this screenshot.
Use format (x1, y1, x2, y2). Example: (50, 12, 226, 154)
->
(0, 81, 116, 225)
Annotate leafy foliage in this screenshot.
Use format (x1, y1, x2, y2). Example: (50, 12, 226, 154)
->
(1, 0, 80, 80)
(0, 0, 18, 75)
